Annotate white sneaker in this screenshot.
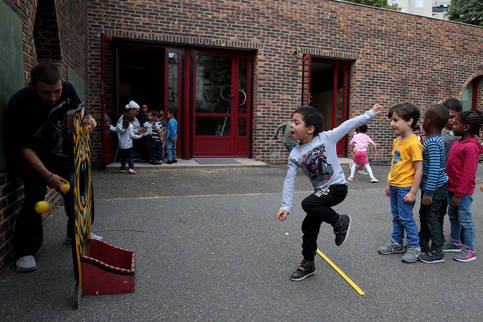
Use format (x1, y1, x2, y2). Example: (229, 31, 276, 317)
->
(347, 176, 354, 182)
(370, 177, 378, 183)
(128, 169, 136, 174)
(90, 232, 103, 240)
(16, 255, 38, 272)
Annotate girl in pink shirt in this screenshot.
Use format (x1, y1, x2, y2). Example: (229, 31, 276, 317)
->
(348, 124, 378, 182)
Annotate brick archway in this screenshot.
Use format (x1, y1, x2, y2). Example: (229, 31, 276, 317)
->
(458, 71, 483, 100)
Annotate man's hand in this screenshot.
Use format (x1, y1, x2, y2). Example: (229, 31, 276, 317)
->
(86, 115, 97, 132)
(371, 104, 384, 115)
(45, 173, 70, 195)
(403, 191, 416, 203)
(421, 195, 432, 206)
(450, 195, 461, 207)
(385, 185, 390, 197)
(276, 209, 289, 222)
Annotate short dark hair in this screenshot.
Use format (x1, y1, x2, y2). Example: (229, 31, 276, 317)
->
(442, 98, 462, 113)
(413, 124, 420, 131)
(458, 110, 483, 135)
(424, 104, 449, 131)
(357, 124, 368, 133)
(293, 106, 323, 136)
(30, 63, 62, 86)
(168, 107, 177, 116)
(388, 103, 420, 130)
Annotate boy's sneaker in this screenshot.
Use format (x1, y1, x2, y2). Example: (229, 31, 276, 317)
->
(401, 245, 421, 263)
(333, 215, 351, 246)
(128, 169, 136, 174)
(378, 240, 404, 255)
(370, 177, 378, 183)
(290, 260, 316, 281)
(419, 249, 445, 264)
(16, 255, 37, 272)
(442, 238, 463, 253)
(453, 247, 476, 262)
(347, 176, 354, 182)
(120, 169, 125, 173)
(167, 161, 173, 164)
(173, 160, 178, 163)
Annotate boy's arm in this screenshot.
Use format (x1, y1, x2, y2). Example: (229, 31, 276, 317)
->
(280, 158, 298, 214)
(422, 140, 440, 197)
(404, 160, 422, 203)
(324, 105, 382, 143)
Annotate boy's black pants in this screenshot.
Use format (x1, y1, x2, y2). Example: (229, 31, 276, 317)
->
(418, 184, 447, 251)
(301, 184, 348, 261)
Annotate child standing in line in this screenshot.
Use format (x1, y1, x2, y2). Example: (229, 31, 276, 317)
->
(378, 103, 423, 264)
(150, 111, 164, 162)
(347, 124, 378, 183)
(276, 104, 383, 281)
(110, 113, 145, 174)
(413, 124, 423, 143)
(417, 104, 449, 264)
(442, 110, 483, 262)
(166, 107, 178, 164)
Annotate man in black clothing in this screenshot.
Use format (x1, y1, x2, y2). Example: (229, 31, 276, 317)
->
(6, 63, 98, 272)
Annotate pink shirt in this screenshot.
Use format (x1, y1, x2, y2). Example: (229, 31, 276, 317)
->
(446, 138, 483, 197)
(349, 133, 376, 152)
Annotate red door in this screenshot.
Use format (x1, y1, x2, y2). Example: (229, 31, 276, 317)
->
(191, 50, 251, 157)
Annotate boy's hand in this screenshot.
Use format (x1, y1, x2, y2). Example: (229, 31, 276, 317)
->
(403, 191, 416, 203)
(371, 104, 384, 115)
(276, 209, 289, 222)
(385, 185, 390, 197)
(480, 182, 483, 192)
(450, 195, 461, 207)
(421, 195, 432, 206)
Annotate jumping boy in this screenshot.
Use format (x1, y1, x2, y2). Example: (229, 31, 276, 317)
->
(276, 104, 383, 281)
(418, 104, 449, 263)
(378, 103, 423, 263)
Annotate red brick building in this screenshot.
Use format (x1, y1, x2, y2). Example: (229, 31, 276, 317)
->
(0, 0, 482, 269)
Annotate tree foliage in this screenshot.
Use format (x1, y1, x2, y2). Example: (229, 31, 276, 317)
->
(447, 0, 483, 26)
(342, 0, 399, 10)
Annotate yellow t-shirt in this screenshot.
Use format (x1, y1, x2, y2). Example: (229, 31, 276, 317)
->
(387, 135, 423, 187)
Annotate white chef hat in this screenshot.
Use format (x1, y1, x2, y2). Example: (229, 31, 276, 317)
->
(125, 100, 140, 109)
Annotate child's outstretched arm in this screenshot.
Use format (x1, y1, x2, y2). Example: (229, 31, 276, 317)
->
(324, 104, 384, 143)
(276, 159, 297, 222)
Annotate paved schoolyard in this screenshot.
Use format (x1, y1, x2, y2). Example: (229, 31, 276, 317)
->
(1, 164, 482, 321)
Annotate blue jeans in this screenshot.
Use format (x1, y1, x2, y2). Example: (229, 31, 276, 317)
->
(166, 138, 177, 161)
(389, 186, 419, 246)
(447, 192, 474, 250)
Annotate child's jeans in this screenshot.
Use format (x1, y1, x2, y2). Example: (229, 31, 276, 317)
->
(418, 184, 447, 251)
(389, 186, 419, 246)
(119, 148, 134, 170)
(153, 141, 163, 161)
(300, 184, 348, 261)
(447, 192, 474, 250)
(166, 138, 177, 161)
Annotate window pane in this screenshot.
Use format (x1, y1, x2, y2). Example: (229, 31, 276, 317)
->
(195, 55, 232, 114)
(238, 59, 247, 114)
(196, 116, 230, 136)
(238, 117, 247, 136)
(168, 52, 178, 110)
(461, 81, 474, 111)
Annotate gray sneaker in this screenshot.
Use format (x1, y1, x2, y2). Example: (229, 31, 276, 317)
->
(401, 245, 421, 263)
(16, 255, 37, 272)
(378, 240, 404, 255)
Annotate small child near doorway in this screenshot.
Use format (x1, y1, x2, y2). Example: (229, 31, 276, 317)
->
(166, 107, 178, 164)
(347, 124, 378, 183)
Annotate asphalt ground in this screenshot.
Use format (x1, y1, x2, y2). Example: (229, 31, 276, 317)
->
(1, 164, 482, 321)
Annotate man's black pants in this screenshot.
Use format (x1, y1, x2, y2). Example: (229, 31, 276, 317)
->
(300, 184, 348, 261)
(13, 167, 74, 259)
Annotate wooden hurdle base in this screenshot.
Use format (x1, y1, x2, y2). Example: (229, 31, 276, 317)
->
(81, 239, 136, 295)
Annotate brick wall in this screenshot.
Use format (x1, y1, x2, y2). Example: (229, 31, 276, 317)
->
(86, 0, 483, 165)
(0, 0, 87, 271)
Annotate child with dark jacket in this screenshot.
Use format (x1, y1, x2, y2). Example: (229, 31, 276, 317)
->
(418, 104, 449, 263)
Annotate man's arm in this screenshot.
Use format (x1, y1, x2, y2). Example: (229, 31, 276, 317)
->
(20, 147, 69, 194)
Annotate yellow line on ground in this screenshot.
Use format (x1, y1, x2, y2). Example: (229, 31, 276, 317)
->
(316, 248, 365, 296)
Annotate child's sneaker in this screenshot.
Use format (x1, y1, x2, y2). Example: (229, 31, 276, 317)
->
(128, 169, 136, 174)
(442, 238, 463, 252)
(453, 247, 476, 262)
(16, 255, 37, 272)
(347, 176, 354, 182)
(419, 249, 445, 264)
(290, 259, 316, 281)
(333, 215, 351, 246)
(401, 245, 420, 263)
(378, 240, 404, 255)
(370, 177, 378, 183)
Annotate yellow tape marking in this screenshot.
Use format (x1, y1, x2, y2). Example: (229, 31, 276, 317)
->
(316, 248, 365, 296)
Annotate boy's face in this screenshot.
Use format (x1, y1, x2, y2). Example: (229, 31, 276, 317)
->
(147, 113, 153, 121)
(290, 112, 314, 143)
(446, 109, 459, 130)
(390, 112, 413, 136)
(142, 105, 149, 114)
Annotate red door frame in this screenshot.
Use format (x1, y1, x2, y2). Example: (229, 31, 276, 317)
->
(100, 33, 116, 164)
(190, 49, 252, 157)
